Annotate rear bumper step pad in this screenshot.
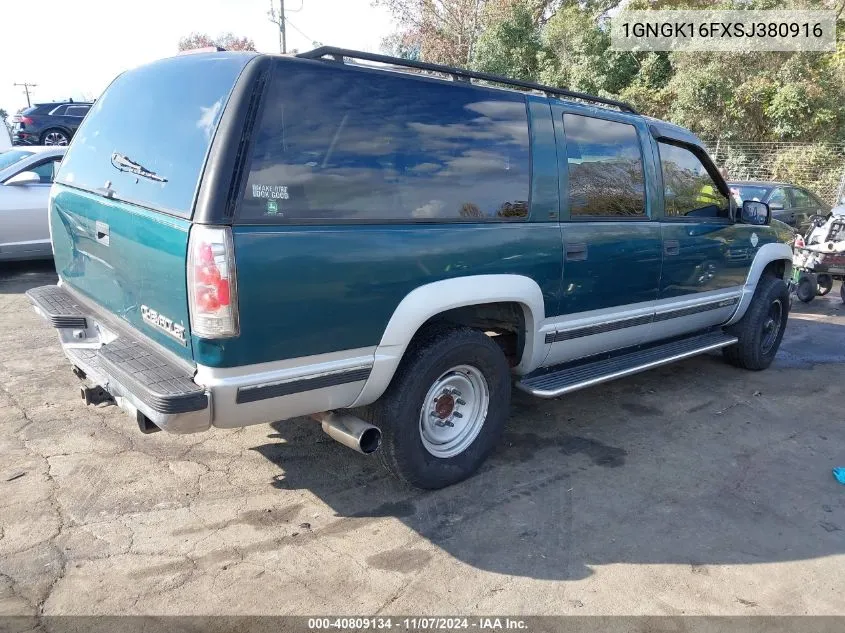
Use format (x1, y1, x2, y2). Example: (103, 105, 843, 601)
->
(26, 285, 88, 329)
(27, 285, 207, 415)
(518, 331, 737, 398)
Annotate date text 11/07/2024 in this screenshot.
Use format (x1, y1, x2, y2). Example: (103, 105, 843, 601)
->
(307, 617, 529, 630)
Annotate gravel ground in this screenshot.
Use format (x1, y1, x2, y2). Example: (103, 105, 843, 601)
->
(1, 260, 844, 624)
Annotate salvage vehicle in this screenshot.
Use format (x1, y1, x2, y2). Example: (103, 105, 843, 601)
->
(27, 48, 793, 489)
(728, 180, 830, 233)
(792, 212, 845, 304)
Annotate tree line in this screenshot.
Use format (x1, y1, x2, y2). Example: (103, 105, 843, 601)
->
(377, 0, 845, 146)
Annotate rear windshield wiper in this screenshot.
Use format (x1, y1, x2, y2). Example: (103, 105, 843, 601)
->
(110, 152, 168, 183)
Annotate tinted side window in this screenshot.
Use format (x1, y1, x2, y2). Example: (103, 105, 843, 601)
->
(65, 106, 89, 117)
(31, 159, 59, 183)
(563, 113, 645, 218)
(240, 62, 530, 223)
(769, 187, 791, 209)
(790, 188, 812, 207)
(658, 142, 729, 219)
(48, 105, 67, 116)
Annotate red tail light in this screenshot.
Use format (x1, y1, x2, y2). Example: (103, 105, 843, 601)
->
(187, 226, 239, 338)
(19, 116, 33, 126)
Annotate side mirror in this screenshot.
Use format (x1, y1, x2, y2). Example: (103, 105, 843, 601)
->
(4, 171, 41, 186)
(741, 200, 770, 226)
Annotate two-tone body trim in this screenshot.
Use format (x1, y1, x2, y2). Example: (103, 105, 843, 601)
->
(653, 296, 739, 322)
(195, 346, 376, 428)
(544, 314, 653, 344)
(236, 365, 372, 404)
(543, 294, 741, 344)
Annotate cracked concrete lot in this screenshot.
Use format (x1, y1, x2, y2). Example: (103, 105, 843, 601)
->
(1, 261, 845, 623)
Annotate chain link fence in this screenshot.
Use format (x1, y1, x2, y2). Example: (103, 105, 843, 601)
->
(704, 140, 845, 207)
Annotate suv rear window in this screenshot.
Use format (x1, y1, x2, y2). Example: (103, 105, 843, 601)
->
(56, 53, 254, 217)
(239, 60, 530, 223)
(22, 104, 52, 115)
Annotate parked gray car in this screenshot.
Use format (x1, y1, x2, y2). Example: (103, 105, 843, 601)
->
(729, 180, 830, 232)
(0, 146, 65, 261)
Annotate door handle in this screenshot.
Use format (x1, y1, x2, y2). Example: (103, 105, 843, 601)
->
(565, 242, 588, 261)
(95, 221, 109, 246)
(664, 240, 680, 256)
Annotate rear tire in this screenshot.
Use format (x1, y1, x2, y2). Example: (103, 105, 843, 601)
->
(817, 274, 833, 296)
(41, 128, 69, 146)
(360, 326, 511, 489)
(795, 274, 816, 303)
(723, 275, 789, 371)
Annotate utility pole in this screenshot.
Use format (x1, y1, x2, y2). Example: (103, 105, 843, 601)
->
(268, 0, 287, 54)
(14, 82, 37, 107)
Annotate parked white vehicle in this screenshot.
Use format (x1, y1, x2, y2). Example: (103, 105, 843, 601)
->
(0, 124, 11, 150)
(0, 146, 65, 261)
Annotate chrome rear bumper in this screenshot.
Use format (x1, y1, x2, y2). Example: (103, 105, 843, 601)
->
(27, 285, 211, 434)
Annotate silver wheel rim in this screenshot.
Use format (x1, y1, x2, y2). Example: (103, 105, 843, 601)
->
(419, 364, 489, 459)
(44, 132, 67, 146)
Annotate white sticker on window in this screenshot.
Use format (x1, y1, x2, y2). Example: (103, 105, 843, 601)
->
(252, 184, 290, 200)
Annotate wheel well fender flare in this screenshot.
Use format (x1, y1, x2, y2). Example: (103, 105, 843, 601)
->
(41, 126, 71, 138)
(351, 274, 546, 407)
(725, 242, 793, 326)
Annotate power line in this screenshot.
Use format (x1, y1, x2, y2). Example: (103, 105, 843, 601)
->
(14, 82, 37, 107)
(285, 17, 320, 47)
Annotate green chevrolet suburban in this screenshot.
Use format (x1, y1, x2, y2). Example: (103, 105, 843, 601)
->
(28, 47, 793, 489)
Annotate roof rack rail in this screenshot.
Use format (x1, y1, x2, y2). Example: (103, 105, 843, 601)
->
(296, 46, 638, 114)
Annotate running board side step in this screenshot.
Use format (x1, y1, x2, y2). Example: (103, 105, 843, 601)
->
(517, 331, 737, 398)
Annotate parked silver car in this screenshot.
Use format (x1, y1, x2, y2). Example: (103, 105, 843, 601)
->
(0, 146, 65, 261)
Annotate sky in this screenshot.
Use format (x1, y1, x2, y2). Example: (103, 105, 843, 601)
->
(0, 0, 396, 117)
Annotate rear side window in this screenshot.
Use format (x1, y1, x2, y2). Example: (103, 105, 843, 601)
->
(658, 142, 729, 219)
(790, 188, 813, 207)
(65, 106, 90, 117)
(239, 61, 530, 223)
(56, 54, 253, 217)
(769, 187, 791, 209)
(32, 158, 61, 183)
(563, 113, 646, 218)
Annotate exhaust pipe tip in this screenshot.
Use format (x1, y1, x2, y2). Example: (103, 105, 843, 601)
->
(358, 427, 382, 454)
(311, 411, 381, 455)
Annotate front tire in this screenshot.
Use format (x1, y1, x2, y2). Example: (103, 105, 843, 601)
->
(361, 327, 511, 489)
(723, 275, 790, 370)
